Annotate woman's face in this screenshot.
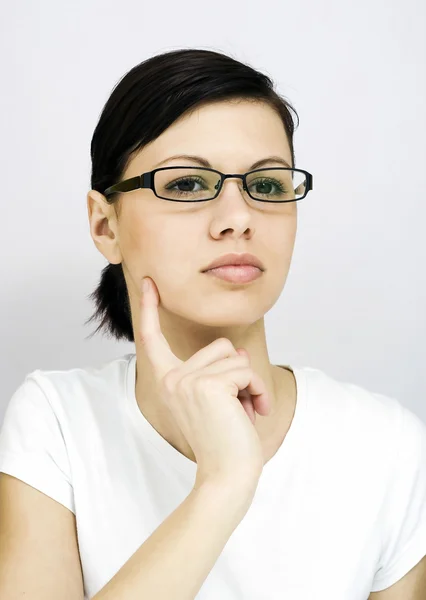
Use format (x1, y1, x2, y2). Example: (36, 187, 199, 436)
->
(98, 99, 297, 330)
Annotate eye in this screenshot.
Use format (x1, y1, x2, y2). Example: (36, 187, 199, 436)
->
(249, 177, 287, 196)
(165, 176, 208, 195)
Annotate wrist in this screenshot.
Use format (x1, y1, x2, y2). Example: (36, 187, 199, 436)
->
(192, 474, 260, 516)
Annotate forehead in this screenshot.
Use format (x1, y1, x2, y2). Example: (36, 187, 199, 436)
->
(128, 100, 291, 175)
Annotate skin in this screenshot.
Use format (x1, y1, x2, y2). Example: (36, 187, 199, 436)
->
(87, 98, 298, 465)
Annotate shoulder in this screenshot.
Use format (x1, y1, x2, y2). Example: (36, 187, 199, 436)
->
(296, 365, 415, 476)
(297, 364, 404, 428)
(20, 353, 134, 417)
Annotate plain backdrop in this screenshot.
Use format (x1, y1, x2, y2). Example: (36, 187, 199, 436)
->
(1, 0, 425, 426)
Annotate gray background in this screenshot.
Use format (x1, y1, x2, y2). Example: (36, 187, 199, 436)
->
(1, 0, 425, 424)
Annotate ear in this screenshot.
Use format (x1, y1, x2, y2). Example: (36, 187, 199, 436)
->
(86, 189, 122, 265)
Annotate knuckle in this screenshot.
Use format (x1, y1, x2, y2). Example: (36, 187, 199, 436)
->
(231, 355, 249, 369)
(162, 369, 179, 394)
(193, 374, 214, 393)
(239, 355, 250, 367)
(216, 337, 236, 354)
(176, 372, 193, 394)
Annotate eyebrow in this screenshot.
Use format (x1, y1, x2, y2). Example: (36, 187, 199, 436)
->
(153, 154, 292, 170)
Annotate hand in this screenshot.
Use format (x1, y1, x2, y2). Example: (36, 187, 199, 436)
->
(139, 277, 271, 490)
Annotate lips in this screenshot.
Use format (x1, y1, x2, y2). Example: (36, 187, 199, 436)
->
(204, 265, 263, 284)
(202, 252, 264, 272)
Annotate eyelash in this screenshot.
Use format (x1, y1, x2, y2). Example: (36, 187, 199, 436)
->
(165, 176, 287, 196)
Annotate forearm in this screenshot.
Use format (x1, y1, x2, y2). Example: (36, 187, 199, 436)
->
(92, 481, 255, 600)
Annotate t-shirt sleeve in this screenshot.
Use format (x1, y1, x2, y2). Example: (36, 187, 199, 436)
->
(370, 404, 426, 592)
(0, 374, 75, 514)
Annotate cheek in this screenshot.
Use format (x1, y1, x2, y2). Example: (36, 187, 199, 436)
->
(124, 210, 162, 252)
(130, 218, 193, 274)
(118, 214, 159, 276)
(267, 217, 297, 254)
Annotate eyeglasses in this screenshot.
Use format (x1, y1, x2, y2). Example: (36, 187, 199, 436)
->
(103, 166, 313, 204)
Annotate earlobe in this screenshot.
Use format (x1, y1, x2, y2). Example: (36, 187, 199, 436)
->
(90, 227, 123, 265)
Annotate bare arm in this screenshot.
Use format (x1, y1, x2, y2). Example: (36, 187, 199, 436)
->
(93, 479, 256, 600)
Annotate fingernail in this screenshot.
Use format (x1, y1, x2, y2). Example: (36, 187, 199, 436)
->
(142, 278, 150, 293)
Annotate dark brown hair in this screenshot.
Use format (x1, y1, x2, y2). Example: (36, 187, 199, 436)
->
(84, 47, 299, 343)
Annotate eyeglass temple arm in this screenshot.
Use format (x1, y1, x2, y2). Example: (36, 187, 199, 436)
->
(104, 175, 143, 199)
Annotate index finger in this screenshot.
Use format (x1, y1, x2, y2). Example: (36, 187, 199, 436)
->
(139, 277, 181, 379)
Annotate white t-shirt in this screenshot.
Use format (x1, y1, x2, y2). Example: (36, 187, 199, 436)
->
(0, 353, 425, 599)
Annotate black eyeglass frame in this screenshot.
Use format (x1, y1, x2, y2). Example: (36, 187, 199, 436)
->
(103, 166, 314, 204)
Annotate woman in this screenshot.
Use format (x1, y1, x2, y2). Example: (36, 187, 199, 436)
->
(0, 48, 425, 600)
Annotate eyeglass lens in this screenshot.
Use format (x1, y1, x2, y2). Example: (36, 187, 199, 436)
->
(154, 168, 307, 202)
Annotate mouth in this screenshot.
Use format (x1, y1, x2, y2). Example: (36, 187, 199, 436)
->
(203, 265, 263, 284)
